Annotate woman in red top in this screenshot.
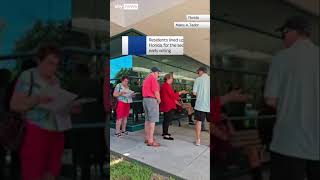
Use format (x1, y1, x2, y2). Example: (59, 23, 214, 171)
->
(160, 74, 188, 140)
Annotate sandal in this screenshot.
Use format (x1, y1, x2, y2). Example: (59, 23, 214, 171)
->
(115, 133, 122, 137)
(147, 141, 160, 147)
(122, 131, 129, 135)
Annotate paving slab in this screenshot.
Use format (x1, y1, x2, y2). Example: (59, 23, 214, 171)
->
(179, 148, 210, 180)
(110, 121, 210, 180)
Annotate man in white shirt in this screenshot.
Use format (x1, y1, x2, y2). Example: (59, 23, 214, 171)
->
(193, 67, 210, 146)
(264, 16, 319, 180)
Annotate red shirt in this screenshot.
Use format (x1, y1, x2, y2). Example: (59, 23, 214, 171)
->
(142, 74, 160, 98)
(160, 82, 180, 112)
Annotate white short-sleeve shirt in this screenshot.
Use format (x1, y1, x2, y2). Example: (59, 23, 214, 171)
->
(193, 73, 210, 112)
(264, 39, 319, 160)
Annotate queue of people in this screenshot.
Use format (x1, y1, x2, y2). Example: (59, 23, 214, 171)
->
(112, 66, 252, 146)
(112, 66, 213, 148)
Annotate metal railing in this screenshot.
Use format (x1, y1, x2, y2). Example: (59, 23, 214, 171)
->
(228, 115, 276, 121)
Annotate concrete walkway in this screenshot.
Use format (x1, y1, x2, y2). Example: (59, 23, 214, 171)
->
(110, 120, 210, 180)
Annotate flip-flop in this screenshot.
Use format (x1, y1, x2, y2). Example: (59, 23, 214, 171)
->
(122, 131, 129, 135)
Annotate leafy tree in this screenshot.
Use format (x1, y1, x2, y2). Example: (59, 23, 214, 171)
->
(114, 68, 131, 81)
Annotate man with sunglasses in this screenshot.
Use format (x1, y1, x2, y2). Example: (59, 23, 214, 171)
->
(264, 16, 319, 180)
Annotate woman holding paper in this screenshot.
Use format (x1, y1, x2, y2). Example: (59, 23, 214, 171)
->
(113, 76, 134, 137)
(10, 43, 80, 180)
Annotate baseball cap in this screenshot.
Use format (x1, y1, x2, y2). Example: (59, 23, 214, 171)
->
(275, 16, 311, 34)
(151, 67, 161, 72)
(197, 67, 207, 73)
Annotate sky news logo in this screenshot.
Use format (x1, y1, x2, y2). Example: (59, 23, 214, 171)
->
(114, 3, 139, 10)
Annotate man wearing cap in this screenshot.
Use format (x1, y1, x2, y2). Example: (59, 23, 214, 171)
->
(193, 67, 210, 146)
(264, 16, 319, 180)
(142, 67, 161, 147)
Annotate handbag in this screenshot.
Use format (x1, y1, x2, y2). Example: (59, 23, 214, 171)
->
(112, 83, 121, 110)
(0, 71, 34, 151)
